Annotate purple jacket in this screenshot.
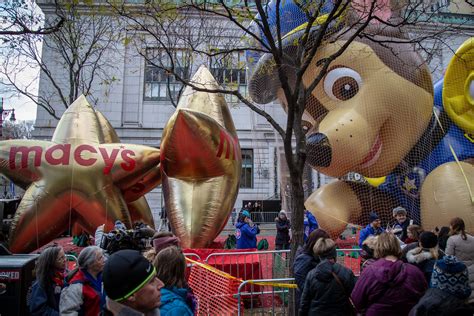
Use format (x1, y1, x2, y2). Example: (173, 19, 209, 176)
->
(351, 258, 427, 316)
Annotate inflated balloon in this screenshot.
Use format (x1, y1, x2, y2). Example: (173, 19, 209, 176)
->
(247, 1, 474, 235)
(161, 66, 241, 248)
(0, 96, 160, 253)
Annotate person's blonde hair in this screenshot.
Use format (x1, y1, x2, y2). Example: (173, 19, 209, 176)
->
(374, 232, 402, 259)
(313, 238, 336, 257)
(362, 235, 378, 249)
(143, 248, 157, 263)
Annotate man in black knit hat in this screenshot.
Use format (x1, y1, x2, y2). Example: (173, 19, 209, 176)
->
(102, 249, 164, 315)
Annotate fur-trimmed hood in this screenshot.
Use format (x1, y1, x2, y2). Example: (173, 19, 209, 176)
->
(407, 248, 435, 264)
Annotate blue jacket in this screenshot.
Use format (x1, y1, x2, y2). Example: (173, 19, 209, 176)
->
(303, 211, 318, 242)
(359, 224, 384, 247)
(159, 287, 193, 316)
(235, 221, 260, 249)
(29, 281, 61, 316)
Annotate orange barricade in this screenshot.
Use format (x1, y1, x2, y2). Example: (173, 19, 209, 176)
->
(187, 258, 242, 316)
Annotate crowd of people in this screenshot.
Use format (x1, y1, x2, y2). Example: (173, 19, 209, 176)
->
(25, 205, 474, 316)
(28, 225, 196, 316)
(295, 208, 474, 316)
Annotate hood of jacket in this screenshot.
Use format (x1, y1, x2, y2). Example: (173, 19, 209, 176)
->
(160, 287, 188, 305)
(313, 259, 340, 283)
(371, 259, 407, 286)
(407, 248, 435, 264)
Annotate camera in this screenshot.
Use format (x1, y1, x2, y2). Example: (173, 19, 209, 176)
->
(99, 226, 154, 254)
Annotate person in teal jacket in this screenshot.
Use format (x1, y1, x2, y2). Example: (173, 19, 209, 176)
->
(159, 287, 194, 316)
(153, 246, 196, 316)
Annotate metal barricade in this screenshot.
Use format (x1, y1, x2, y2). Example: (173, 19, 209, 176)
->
(236, 278, 296, 316)
(65, 253, 78, 272)
(336, 248, 362, 276)
(205, 250, 291, 281)
(184, 253, 202, 280)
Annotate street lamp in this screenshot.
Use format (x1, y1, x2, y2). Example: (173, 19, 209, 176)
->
(0, 97, 16, 138)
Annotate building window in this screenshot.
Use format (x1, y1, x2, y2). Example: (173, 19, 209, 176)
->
(240, 149, 253, 188)
(210, 51, 248, 103)
(144, 49, 190, 101)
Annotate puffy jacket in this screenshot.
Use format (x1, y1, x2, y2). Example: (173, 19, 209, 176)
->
(359, 225, 384, 247)
(275, 218, 290, 245)
(103, 297, 160, 316)
(293, 248, 320, 307)
(29, 281, 62, 316)
(299, 259, 357, 316)
(406, 248, 437, 283)
(409, 288, 473, 316)
(303, 211, 318, 242)
(351, 258, 427, 316)
(159, 287, 194, 316)
(446, 233, 474, 303)
(235, 221, 260, 249)
(60, 269, 104, 316)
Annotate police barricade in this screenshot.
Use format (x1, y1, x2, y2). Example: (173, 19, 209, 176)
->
(336, 248, 362, 276)
(236, 278, 296, 316)
(205, 249, 290, 281)
(184, 253, 202, 280)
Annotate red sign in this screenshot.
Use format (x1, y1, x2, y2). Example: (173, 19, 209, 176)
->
(8, 144, 136, 174)
(0, 270, 20, 281)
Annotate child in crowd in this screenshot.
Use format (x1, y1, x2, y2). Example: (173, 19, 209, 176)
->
(389, 206, 413, 242)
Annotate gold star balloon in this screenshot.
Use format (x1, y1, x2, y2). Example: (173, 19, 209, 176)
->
(161, 66, 241, 248)
(0, 96, 160, 253)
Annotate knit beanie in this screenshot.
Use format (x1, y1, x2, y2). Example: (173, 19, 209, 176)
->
(103, 249, 156, 302)
(431, 255, 472, 299)
(419, 231, 438, 249)
(279, 210, 287, 218)
(153, 236, 180, 254)
(369, 212, 379, 223)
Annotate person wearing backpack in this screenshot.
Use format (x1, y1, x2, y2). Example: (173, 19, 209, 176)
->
(236, 210, 260, 249)
(299, 238, 357, 316)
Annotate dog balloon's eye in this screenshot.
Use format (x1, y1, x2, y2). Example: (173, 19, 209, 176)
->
(324, 67, 362, 101)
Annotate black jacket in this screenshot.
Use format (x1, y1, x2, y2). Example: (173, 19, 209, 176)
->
(275, 218, 290, 245)
(409, 288, 473, 316)
(299, 259, 357, 316)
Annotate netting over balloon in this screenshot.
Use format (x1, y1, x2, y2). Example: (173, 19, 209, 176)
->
(247, 0, 474, 236)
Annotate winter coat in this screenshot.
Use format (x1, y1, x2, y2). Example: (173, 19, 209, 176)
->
(390, 219, 411, 242)
(409, 288, 473, 316)
(102, 297, 160, 316)
(358, 225, 384, 247)
(299, 259, 357, 316)
(303, 211, 318, 242)
(159, 287, 194, 316)
(29, 281, 62, 316)
(60, 269, 105, 316)
(402, 242, 419, 262)
(406, 248, 437, 283)
(293, 248, 320, 307)
(351, 258, 427, 316)
(235, 221, 260, 249)
(446, 233, 474, 303)
(275, 218, 290, 246)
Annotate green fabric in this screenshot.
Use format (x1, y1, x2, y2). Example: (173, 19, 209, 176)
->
(224, 234, 236, 249)
(257, 238, 269, 250)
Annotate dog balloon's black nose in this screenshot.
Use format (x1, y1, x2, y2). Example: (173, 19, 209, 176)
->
(306, 133, 332, 167)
